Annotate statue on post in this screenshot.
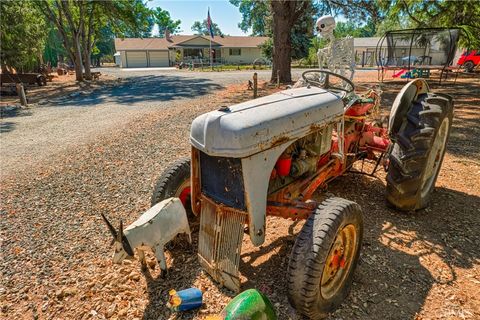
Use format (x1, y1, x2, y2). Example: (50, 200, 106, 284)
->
(315, 15, 355, 81)
(293, 15, 356, 90)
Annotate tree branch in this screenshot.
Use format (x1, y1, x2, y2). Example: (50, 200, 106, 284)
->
(292, 1, 310, 22)
(36, 1, 75, 63)
(59, 0, 76, 33)
(401, 0, 425, 26)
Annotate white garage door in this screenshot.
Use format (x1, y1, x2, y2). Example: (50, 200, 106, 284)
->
(149, 51, 169, 67)
(126, 51, 147, 68)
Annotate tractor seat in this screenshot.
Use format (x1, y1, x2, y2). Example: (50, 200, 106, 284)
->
(345, 97, 376, 117)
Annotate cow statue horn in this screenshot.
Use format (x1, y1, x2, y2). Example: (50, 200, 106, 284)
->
(101, 213, 118, 239)
(118, 220, 124, 242)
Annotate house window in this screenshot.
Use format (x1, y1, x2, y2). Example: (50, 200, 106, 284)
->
(183, 48, 203, 59)
(229, 48, 241, 56)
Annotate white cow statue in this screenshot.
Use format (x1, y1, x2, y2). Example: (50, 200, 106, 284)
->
(101, 197, 191, 276)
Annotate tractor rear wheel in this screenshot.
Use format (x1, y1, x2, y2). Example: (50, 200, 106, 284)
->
(151, 158, 192, 214)
(386, 93, 453, 211)
(287, 197, 363, 319)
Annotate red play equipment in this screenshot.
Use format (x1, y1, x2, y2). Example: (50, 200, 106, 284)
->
(393, 69, 407, 78)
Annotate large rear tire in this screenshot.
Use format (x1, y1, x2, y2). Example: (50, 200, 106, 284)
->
(151, 158, 192, 214)
(386, 93, 453, 211)
(287, 197, 363, 319)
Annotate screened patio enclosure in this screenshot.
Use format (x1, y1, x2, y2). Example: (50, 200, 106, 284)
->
(376, 28, 461, 83)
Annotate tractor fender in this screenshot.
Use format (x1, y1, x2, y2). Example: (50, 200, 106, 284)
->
(388, 79, 430, 135)
(241, 142, 293, 246)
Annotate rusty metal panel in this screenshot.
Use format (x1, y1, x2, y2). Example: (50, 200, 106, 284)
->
(190, 86, 343, 158)
(198, 197, 246, 292)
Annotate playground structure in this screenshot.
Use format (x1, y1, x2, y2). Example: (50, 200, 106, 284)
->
(376, 28, 461, 84)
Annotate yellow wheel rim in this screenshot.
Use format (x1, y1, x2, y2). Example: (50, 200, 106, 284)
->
(320, 224, 358, 299)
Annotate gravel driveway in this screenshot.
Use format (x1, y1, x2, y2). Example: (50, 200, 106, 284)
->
(0, 68, 305, 179)
(1, 70, 478, 319)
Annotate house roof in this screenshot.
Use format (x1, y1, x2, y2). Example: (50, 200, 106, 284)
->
(353, 37, 381, 48)
(115, 35, 269, 51)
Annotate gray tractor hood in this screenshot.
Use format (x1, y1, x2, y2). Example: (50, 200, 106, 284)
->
(190, 86, 344, 158)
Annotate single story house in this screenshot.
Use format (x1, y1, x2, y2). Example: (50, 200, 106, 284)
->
(114, 35, 269, 68)
(353, 37, 382, 67)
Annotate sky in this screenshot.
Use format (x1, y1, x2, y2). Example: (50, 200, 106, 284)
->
(148, 0, 248, 36)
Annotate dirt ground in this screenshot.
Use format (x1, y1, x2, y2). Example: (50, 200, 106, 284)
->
(0, 72, 118, 107)
(0, 70, 479, 320)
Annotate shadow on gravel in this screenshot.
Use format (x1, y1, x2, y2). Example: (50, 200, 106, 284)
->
(0, 106, 32, 119)
(53, 75, 224, 107)
(141, 218, 224, 320)
(438, 84, 480, 160)
(230, 169, 480, 319)
(0, 121, 16, 133)
(377, 79, 480, 161)
(0, 107, 33, 134)
(142, 241, 201, 320)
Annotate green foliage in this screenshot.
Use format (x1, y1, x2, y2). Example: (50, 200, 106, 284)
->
(91, 26, 116, 65)
(107, 0, 155, 38)
(43, 26, 68, 67)
(305, 36, 327, 66)
(153, 7, 181, 36)
(230, 0, 315, 59)
(259, 38, 273, 59)
(0, 0, 47, 70)
(191, 20, 224, 36)
(334, 20, 376, 38)
(229, 0, 271, 36)
(291, 1, 316, 59)
(319, 0, 384, 25)
(377, 0, 480, 48)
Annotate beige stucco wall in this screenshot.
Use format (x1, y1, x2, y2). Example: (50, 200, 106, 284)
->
(166, 45, 264, 64)
(221, 47, 264, 64)
(169, 49, 180, 64)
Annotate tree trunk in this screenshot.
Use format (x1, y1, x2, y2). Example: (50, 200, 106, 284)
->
(271, 17, 292, 83)
(270, 2, 295, 83)
(73, 34, 84, 81)
(83, 52, 92, 80)
(16, 84, 28, 106)
(81, 3, 96, 81)
(269, 1, 309, 84)
(59, 0, 84, 82)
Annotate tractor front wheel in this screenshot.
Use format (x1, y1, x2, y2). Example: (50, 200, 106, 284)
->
(287, 197, 363, 319)
(386, 93, 453, 211)
(151, 158, 192, 215)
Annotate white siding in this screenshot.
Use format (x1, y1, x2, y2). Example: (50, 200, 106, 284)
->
(149, 51, 169, 67)
(222, 47, 264, 64)
(126, 51, 148, 68)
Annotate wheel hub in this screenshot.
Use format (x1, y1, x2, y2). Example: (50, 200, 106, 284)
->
(174, 180, 191, 208)
(321, 224, 357, 299)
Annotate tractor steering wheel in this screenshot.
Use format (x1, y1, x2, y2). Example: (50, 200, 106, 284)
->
(302, 70, 355, 96)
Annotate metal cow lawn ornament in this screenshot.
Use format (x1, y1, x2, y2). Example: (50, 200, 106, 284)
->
(316, 15, 355, 81)
(101, 198, 191, 276)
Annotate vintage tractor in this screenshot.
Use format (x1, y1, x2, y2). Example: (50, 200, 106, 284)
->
(150, 69, 453, 318)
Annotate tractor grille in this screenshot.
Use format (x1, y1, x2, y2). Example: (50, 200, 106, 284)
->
(198, 197, 246, 292)
(199, 152, 246, 210)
